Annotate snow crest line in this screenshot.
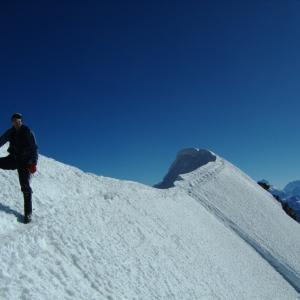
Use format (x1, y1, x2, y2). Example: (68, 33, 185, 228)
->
(193, 191, 300, 293)
(1, 146, 300, 299)
(182, 159, 300, 294)
(182, 158, 226, 190)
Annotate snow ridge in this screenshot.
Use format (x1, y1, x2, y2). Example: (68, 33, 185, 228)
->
(155, 148, 217, 188)
(175, 155, 300, 294)
(189, 182, 300, 293)
(0, 145, 300, 299)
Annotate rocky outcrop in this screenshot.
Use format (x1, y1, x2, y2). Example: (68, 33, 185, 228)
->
(257, 182, 270, 191)
(258, 181, 298, 222)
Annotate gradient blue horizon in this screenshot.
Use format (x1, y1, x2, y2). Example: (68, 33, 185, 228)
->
(1, 0, 299, 189)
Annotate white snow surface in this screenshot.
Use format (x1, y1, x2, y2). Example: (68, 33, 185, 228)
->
(0, 145, 300, 300)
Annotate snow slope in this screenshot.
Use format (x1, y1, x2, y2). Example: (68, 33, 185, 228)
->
(0, 145, 299, 300)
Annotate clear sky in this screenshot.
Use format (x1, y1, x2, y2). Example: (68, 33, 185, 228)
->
(1, 0, 299, 188)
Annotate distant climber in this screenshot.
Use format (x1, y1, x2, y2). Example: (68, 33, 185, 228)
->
(0, 113, 38, 223)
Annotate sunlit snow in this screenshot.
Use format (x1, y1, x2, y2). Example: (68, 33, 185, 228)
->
(0, 145, 299, 299)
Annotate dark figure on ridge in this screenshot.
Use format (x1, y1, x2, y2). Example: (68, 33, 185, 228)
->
(0, 113, 38, 223)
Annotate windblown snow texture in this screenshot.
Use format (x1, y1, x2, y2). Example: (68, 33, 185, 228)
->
(0, 145, 300, 299)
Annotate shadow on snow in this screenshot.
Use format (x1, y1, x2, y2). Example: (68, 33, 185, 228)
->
(0, 202, 24, 223)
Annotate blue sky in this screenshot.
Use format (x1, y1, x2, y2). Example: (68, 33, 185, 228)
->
(1, 0, 299, 188)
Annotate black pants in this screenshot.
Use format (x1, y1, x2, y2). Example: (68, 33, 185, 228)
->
(0, 155, 32, 214)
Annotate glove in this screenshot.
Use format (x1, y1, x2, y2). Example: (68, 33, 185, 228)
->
(29, 164, 37, 174)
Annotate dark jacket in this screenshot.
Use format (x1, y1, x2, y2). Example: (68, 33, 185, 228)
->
(0, 125, 38, 164)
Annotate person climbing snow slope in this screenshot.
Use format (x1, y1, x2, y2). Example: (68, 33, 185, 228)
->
(0, 113, 38, 223)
